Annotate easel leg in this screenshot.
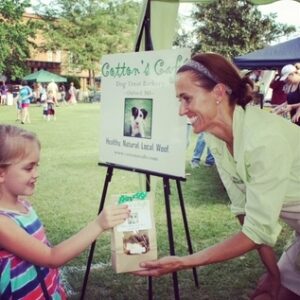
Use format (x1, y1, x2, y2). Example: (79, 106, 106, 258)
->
(145, 174, 153, 300)
(176, 180, 199, 288)
(80, 166, 114, 300)
(163, 176, 180, 300)
(148, 277, 153, 300)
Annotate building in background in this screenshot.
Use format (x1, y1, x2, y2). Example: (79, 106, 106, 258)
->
(24, 13, 95, 91)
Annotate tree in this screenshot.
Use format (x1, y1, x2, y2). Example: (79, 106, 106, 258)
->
(177, 0, 296, 58)
(0, 0, 37, 80)
(35, 0, 141, 86)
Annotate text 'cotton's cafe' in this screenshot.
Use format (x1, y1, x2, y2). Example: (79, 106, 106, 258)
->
(99, 48, 191, 178)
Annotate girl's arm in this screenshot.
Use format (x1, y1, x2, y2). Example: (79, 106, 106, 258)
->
(0, 205, 129, 268)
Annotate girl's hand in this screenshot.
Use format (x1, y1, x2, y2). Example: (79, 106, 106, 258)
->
(134, 256, 184, 277)
(97, 205, 129, 231)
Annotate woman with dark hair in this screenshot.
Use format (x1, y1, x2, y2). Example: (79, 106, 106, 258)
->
(136, 53, 300, 300)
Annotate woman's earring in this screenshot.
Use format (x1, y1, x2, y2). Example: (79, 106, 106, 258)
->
(216, 100, 220, 105)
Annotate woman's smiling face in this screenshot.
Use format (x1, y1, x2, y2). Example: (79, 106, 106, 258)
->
(176, 71, 218, 134)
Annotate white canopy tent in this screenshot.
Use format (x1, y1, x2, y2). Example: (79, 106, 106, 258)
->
(135, 0, 300, 51)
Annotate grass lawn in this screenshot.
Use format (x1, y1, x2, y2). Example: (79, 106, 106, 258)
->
(0, 103, 291, 299)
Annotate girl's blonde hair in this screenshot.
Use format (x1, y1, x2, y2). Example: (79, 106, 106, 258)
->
(0, 125, 40, 168)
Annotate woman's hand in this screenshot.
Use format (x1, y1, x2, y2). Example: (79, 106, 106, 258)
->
(292, 107, 300, 123)
(272, 103, 285, 115)
(134, 256, 185, 277)
(97, 205, 129, 231)
(134, 232, 257, 277)
(250, 272, 281, 300)
(272, 102, 290, 116)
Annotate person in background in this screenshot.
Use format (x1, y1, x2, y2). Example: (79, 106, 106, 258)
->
(34, 83, 43, 106)
(190, 132, 215, 168)
(0, 124, 130, 299)
(269, 71, 287, 106)
(19, 81, 33, 124)
(59, 84, 67, 104)
(68, 82, 77, 104)
(40, 84, 47, 104)
(46, 90, 56, 121)
(47, 80, 59, 106)
(273, 64, 300, 126)
(186, 118, 193, 149)
(248, 70, 264, 107)
(42, 99, 48, 120)
(15, 93, 22, 122)
(135, 53, 300, 300)
(0, 82, 8, 105)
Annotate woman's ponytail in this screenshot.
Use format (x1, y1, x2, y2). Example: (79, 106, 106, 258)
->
(233, 76, 254, 108)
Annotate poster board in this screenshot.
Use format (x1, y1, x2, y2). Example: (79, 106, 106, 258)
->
(99, 48, 190, 178)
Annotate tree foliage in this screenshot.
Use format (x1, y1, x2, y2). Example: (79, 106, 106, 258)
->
(176, 0, 296, 58)
(0, 0, 37, 80)
(35, 0, 142, 83)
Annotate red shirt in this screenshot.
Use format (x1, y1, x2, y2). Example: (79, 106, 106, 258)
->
(270, 79, 287, 105)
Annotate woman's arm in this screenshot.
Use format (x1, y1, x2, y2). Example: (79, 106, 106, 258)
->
(182, 231, 257, 267)
(272, 102, 287, 115)
(288, 102, 300, 109)
(237, 215, 280, 299)
(277, 102, 300, 115)
(135, 231, 257, 277)
(237, 215, 279, 276)
(0, 205, 129, 268)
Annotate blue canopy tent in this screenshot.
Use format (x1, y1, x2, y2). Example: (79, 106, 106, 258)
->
(233, 37, 300, 69)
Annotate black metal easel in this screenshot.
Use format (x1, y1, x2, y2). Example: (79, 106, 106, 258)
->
(79, 163, 199, 300)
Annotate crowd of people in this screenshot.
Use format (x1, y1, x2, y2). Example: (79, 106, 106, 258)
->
(0, 80, 78, 124)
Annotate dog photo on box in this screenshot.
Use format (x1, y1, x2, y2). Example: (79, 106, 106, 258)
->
(111, 192, 157, 273)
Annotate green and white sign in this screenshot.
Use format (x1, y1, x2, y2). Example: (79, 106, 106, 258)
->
(99, 48, 190, 178)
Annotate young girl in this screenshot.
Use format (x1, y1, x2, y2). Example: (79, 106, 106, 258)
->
(0, 125, 129, 299)
(46, 90, 56, 121)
